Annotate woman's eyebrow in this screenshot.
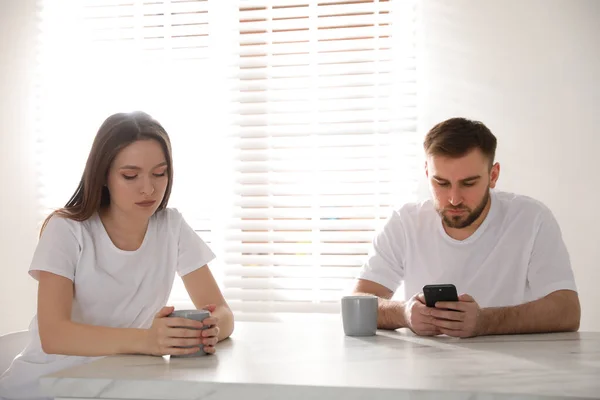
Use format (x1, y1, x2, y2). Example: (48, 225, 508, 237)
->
(119, 161, 167, 170)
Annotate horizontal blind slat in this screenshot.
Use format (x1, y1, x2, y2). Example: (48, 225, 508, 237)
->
(224, 242, 371, 253)
(223, 231, 376, 242)
(237, 26, 393, 45)
(224, 277, 354, 289)
(225, 254, 365, 267)
(224, 265, 361, 278)
(229, 301, 340, 314)
(240, 14, 393, 33)
(224, 288, 348, 302)
(236, 37, 396, 55)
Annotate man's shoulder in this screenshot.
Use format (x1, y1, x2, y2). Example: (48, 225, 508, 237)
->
(391, 198, 437, 224)
(494, 190, 552, 217)
(493, 191, 558, 231)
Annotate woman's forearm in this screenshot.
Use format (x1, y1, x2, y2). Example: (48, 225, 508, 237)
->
(40, 320, 148, 356)
(211, 305, 234, 341)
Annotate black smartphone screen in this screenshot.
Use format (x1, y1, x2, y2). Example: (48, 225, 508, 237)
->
(423, 284, 459, 308)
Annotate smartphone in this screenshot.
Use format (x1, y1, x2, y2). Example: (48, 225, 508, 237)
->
(422, 284, 459, 308)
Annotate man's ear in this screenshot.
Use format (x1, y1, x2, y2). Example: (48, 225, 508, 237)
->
(489, 162, 500, 188)
(424, 160, 429, 178)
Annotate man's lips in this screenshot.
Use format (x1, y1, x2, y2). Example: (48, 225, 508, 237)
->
(445, 208, 467, 214)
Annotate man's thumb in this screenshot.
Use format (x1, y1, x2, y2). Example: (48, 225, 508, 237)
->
(458, 293, 475, 302)
(156, 305, 175, 318)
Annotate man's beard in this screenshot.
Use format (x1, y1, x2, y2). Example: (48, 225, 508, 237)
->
(437, 188, 490, 229)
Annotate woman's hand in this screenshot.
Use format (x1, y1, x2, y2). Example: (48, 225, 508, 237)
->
(144, 306, 205, 356)
(198, 304, 220, 354)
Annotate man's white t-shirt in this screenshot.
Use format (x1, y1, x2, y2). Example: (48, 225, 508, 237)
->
(359, 190, 577, 306)
(0, 208, 215, 400)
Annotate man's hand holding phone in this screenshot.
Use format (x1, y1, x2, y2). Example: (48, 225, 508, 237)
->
(423, 284, 484, 338)
(402, 293, 441, 336)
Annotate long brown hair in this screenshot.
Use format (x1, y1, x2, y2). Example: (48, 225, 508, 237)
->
(41, 111, 174, 234)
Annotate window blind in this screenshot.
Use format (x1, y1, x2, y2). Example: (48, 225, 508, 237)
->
(224, 0, 418, 320)
(35, 0, 419, 321)
(35, 0, 221, 241)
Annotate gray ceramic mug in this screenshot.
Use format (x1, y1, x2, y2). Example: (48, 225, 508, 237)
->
(167, 309, 211, 357)
(341, 295, 378, 336)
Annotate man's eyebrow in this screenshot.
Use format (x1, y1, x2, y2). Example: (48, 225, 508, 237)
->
(119, 161, 167, 170)
(432, 175, 481, 183)
(460, 175, 481, 182)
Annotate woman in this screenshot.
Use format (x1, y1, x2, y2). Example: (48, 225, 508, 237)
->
(0, 111, 234, 400)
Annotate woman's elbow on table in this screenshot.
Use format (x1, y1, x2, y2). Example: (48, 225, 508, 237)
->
(218, 305, 235, 341)
(39, 322, 67, 355)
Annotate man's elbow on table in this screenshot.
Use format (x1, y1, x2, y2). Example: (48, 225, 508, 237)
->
(352, 278, 394, 300)
(533, 289, 581, 333)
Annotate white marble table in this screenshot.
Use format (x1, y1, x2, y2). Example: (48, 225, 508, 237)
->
(41, 321, 600, 400)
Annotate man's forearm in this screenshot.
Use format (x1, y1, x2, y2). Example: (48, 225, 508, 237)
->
(354, 292, 407, 330)
(378, 298, 408, 330)
(479, 290, 580, 336)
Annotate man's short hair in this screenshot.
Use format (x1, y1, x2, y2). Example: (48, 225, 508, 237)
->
(423, 117, 497, 168)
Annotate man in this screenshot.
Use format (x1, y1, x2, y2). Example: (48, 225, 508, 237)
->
(354, 117, 580, 337)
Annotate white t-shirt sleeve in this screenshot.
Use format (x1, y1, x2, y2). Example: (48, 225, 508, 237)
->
(29, 216, 81, 282)
(358, 210, 405, 292)
(527, 209, 577, 299)
(176, 211, 216, 277)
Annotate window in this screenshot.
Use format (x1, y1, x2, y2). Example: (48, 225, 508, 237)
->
(36, 0, 418, 321)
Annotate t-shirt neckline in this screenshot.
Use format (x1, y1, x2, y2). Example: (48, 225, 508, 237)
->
(438, 190, 497, 245)
(94, 211, 153, 255)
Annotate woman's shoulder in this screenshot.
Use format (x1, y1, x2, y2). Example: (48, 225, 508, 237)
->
(152, 207, 185, 231)
(43, 213, 84, 237)
(43, 213, 107, 245)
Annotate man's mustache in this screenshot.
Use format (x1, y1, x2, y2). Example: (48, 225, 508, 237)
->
(444, 206, 469, 211)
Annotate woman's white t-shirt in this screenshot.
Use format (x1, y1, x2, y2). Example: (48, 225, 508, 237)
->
(0, 208, 215, 400)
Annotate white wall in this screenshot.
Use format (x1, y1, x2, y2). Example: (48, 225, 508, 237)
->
(419, 0, 600, 331)
(1, 0, 599, 334)
(0, 0, 40, 335)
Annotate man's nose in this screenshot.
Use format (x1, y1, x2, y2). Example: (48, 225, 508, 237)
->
(448, 187, 463, 206)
